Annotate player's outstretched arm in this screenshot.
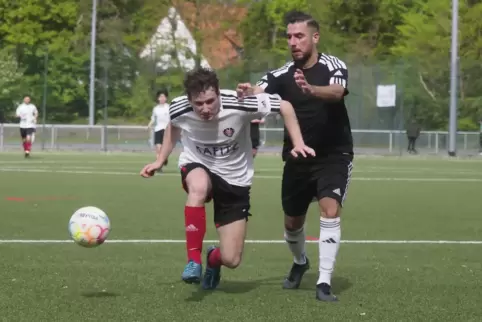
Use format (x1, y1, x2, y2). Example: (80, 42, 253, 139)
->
(279, 100, 316, 158)
(236, 83, 265, 99)
(140, 122, 181, 177)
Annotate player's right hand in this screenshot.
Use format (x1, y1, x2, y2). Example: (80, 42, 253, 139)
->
(290, 144, 316, 158)
(236, 83, 254, 100)
(140, 161, 162, 178)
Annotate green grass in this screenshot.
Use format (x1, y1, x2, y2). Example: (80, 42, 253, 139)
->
(0, 152, 482, 321)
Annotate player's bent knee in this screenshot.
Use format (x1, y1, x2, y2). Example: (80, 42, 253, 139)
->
(319, 197, 341, 218)
(185, 168, 211, 205)
(186, 185, 210, 205)
(284, 215, 305, 231)
(322, 208, 339, 219)
(221, 252, 242, 269)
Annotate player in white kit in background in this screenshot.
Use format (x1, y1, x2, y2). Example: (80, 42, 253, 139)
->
(147, 89, 170, 166)
(15, 95, 38, 158)
(140, 68, 315, 291)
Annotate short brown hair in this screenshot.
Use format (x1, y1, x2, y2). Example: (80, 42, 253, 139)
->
(285, 10, 320, 32)
(183, 68, 220, 99)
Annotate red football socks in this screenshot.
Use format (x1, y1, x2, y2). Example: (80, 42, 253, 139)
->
(208, 247, 222, 268)
(184, 206, 206, 264)
(25, 141, 31, 152)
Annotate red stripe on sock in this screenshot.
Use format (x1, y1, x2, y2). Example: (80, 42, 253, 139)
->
(184, 206, 206, 264)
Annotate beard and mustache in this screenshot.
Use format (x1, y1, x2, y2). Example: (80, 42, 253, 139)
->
(291, 49, 312, 67)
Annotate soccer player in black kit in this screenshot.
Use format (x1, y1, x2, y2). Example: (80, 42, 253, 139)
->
(237, 11, 353, 302)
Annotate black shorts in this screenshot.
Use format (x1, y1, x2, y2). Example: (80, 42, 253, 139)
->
(154, 130, 165, 145)
(250, 123, 260, 149)
(180, 162, 251, 227)
(20, 128, 35, 139)
(281, 154, 354, 217)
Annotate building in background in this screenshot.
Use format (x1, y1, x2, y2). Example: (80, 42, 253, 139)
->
(140, 3, 246, 71)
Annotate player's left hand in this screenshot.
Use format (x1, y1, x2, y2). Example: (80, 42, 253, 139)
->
(290, 144, 316, 158)
(294, 69, 314, 95)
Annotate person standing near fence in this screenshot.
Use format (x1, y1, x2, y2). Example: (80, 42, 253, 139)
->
(406, 120, 421, 154)
(15, 95, 38, 158)
(148, 89, 170, 167)
(237, 11, 354, 302)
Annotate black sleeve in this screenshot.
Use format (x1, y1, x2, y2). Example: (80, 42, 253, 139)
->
(256, 71, 282, 94)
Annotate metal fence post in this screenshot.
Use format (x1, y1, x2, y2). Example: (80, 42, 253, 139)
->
(0, 123, 4, 151)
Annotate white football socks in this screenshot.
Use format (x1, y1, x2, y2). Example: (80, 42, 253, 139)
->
(317, 217, 341, 285)
(284, 226, 306, 265)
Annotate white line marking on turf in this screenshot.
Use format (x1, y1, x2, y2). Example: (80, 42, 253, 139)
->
(0, 239, 481, 244)
(5, 164, 482, 175)
(1, 167, 482, 182)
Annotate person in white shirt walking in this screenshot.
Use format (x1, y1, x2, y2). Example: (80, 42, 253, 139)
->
(15, 95, 38, 158)
(148, 90, 170, 165)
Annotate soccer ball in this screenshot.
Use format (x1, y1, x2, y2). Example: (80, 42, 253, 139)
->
(68, 206, 111, 248)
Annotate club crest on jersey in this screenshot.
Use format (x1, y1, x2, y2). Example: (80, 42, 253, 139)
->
(223, 127, 235, 137)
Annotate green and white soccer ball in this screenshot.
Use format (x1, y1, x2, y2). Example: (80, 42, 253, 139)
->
(69, 206, 111, 248)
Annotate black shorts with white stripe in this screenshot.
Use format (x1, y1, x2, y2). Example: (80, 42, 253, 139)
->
(281, 154, 353, 217)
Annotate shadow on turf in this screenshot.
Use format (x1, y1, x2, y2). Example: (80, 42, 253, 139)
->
(184, 274, 352, 302)
(81, 291, 119, 298)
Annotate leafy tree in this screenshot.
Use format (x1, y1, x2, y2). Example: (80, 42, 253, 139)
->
(392, 0, 482, 129)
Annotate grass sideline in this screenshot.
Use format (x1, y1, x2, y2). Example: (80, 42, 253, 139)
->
(0, 153, 482, 321)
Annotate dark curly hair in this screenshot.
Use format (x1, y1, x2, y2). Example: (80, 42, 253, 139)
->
(183, 67, 220, 100)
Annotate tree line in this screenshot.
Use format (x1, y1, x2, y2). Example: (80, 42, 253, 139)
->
(0, 0, 480, 130)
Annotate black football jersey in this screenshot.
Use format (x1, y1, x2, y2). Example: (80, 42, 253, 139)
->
(256, 53, 354, 159)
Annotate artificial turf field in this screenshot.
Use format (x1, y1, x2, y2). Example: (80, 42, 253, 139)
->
(0, 152, 482, 321)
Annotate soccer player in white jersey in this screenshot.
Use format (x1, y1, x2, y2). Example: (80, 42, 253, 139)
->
(140, 68, 315, 290)
(147, 89, 170, 165)
(15, 95, 38, 158)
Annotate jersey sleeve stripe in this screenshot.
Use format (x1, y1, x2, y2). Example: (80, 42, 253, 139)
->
(170, 106, 193, 120)
(223, 101, 259, 108)
(256, 79, 266, 86)
(223, 105, 258, 112)
(170, 99, 189, 109)
(320, 54, 347, 70)
(318, 56, 335, 71)
(170, 102, 191, 114)
(256, 81, 268, 89)
(270, 62, 293, 76)
(169, 99, 192, 120)
(270, 98, 281, 107)
(223, 95, 258, 103)
(330, 77, 347, 88)
(222, 96, 259, 107)
(269, 95, 281, 112)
